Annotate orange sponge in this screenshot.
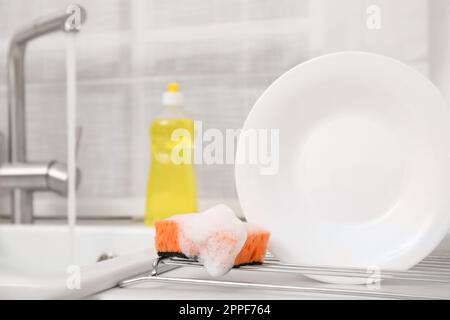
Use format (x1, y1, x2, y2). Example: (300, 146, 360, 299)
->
(155, 219, 270, 267)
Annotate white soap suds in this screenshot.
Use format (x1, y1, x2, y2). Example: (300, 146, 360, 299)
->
(170, 204, 247, 276)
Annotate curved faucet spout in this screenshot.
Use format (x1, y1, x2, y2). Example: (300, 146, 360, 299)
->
(5, 4, 86, 224)
(10, 4, 86, 45)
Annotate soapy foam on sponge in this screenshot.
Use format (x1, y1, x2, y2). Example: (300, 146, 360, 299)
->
(155, 204, 270, 277)
(169, 204, 247, 276)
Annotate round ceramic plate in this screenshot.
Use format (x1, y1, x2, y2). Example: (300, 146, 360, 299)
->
(235, 52, 450, 284)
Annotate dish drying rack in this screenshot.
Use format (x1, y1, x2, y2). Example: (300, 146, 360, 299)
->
(118, 249, 450, 299)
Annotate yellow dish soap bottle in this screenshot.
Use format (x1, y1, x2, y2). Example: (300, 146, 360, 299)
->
(145, 82, 198, 225)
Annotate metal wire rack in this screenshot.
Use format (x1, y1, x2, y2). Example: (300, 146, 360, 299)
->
(118, 250, 450, 299)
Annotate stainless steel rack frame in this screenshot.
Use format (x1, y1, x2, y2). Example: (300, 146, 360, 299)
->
(118, 249, 450, 299)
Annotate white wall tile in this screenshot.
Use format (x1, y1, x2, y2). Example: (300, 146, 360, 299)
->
(0, 0, 431, 217)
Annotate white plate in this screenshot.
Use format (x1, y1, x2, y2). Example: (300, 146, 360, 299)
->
(235, 52, 450, 284)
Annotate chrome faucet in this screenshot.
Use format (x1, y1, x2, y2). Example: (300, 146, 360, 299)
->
(0, 4, 87, 224)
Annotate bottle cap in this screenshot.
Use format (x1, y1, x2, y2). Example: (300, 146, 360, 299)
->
(162, 82, 184, 107)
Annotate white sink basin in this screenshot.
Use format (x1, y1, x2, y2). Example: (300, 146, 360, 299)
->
(0, 224, 156, 299)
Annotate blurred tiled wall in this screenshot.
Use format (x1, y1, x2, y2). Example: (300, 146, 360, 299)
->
(0, 0, 429, 219)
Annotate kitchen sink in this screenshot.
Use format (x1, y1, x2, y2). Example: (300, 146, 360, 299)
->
(2, 223, 449, 300)
(0, 224, 155, 299)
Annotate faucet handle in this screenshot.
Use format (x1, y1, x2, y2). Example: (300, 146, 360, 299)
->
(47, 161, 82, 196)
(46, 126, 83, 196)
